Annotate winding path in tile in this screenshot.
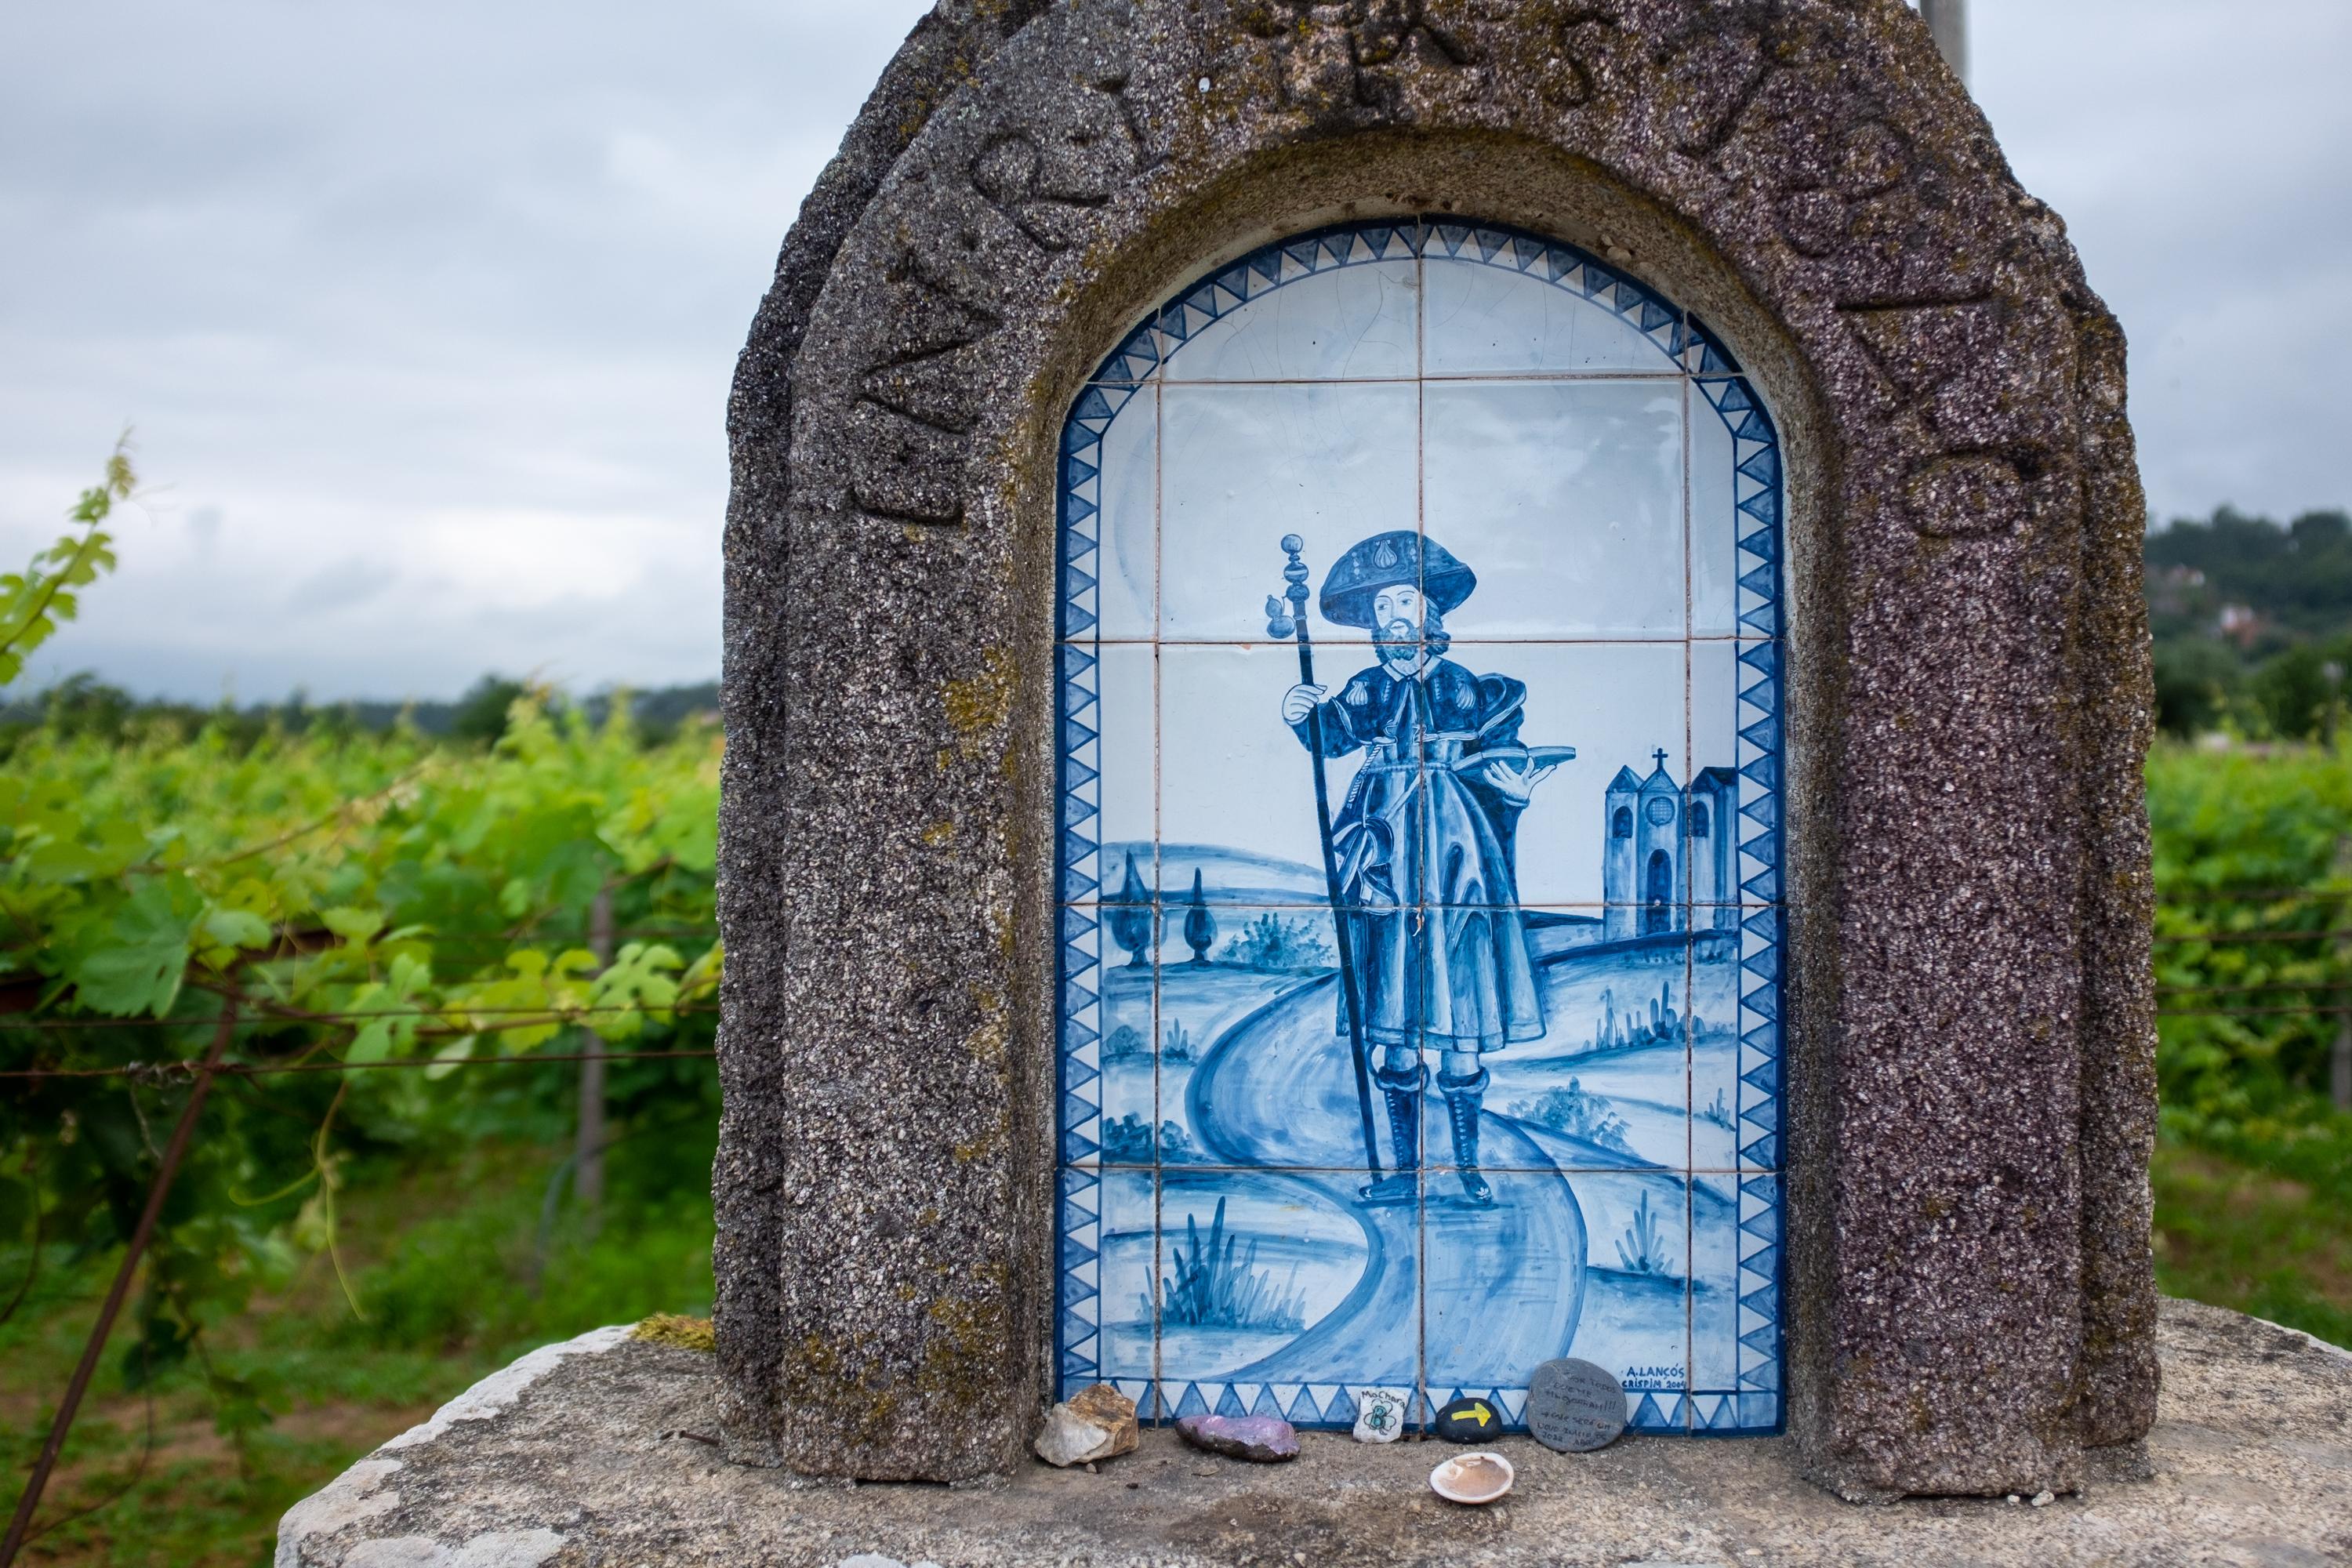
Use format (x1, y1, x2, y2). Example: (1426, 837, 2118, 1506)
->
(1185, 972, 1588, 1391)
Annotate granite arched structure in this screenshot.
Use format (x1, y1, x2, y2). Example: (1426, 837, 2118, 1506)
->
(714, 0, 2158, 1500)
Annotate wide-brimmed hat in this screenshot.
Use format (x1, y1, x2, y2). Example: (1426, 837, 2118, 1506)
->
(1318, 531, 1477, 630)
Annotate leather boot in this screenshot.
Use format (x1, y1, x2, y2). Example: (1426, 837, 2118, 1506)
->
(1357, 1065, 1423, 1207)
(1440, 1068, 1494, 1207)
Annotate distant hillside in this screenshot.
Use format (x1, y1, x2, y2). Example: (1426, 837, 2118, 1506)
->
(2147, 506, 2352, 739)
(0, 673, 720, 751)
(2147, 508, 2352, 649)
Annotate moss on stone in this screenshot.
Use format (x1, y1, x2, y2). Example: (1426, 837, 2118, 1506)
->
(942, 648, 1016, 757)
(632, 1314, 717, 1352)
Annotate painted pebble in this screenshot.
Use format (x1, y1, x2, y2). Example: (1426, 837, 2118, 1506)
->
(1352, 1386, 1410, 1444)
(1524, 1357, 1628, 1453)
(1433, 1395, 1506, 1444)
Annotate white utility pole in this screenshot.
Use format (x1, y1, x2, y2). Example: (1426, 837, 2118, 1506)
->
(1920, 0, 1969, 85)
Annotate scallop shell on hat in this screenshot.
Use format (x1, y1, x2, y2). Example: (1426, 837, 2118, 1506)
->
(1428, 1450, 1515, 1504)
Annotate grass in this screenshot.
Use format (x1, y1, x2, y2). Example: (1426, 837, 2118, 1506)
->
(2, 1131, 2345, 1566)
(2152, 1137, 2352, 1349)
(0, 1137, 713, 1568)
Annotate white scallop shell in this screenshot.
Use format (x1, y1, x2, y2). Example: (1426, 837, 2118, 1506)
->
(1428, 1450, 1515, 1504)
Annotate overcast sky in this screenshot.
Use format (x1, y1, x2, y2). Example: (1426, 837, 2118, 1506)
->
(2, 1, 2346, 703)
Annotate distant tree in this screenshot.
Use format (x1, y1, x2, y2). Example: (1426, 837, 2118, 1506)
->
(2152, 637, 2244, 738)
(451, 673, 528, 744)
(2250, 644, 2345, 742)
(1181, 868, 1217, 964)
(1105, 851, 1154, 968)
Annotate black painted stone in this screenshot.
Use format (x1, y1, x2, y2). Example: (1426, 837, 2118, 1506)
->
(1525, 1359, 1628, 1454)
(1433, 1396, 1507, 1445)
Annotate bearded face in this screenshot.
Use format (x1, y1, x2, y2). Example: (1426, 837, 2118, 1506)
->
(1368, 583, 1454, 667)
(1372, 583, 1422, 666)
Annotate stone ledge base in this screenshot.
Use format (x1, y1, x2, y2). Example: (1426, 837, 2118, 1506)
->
(278, 1300, 2350, 1568)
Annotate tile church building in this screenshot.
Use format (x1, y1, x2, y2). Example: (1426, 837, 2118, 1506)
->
(1603, 754, 1740, 939)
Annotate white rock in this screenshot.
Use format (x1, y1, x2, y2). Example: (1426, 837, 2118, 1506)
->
(1033, 1405, 1118, 1468)
(1352, 1385, 1410, 1443)
(1032, 1384, 1138, 1468)
(2031, 1490, 2055, 1508)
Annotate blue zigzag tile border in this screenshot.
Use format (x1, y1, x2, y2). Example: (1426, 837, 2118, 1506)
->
(1053, 217, 1786, 1434)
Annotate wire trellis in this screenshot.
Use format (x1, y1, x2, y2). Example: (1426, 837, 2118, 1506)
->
(4, 896, 2347, 1559)
(0, 985, 717, 1563)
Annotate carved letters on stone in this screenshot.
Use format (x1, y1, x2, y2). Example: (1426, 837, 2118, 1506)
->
(848, 251, 1006, 527)
(848, 72, 1163, 531)
(1530, 4, 1622, 110)
(1236, 0, 1481, 115)
(1903, 451, 2031, 542)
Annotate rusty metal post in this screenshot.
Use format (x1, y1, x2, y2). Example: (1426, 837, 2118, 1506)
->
(577, 885, 615, 1216)
(2336, 841, 2352, 1112)
(1, 1006, 235, 1567)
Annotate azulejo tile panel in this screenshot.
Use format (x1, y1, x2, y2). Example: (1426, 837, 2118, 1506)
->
(1056, 219, 1784, 1433)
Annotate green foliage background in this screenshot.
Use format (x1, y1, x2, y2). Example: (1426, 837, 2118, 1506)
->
(1, 462, 2349, 1564)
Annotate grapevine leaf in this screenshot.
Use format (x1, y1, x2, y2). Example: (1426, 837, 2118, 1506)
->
(424, 1034, 477, 1080)
(201, 907, 274, 951)
(346, 1018, 394, 1065)
(319, 906, 386, 944)
(63, 876, 203, 1016)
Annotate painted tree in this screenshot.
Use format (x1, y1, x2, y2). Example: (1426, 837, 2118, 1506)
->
(1106, 851, 1154, 967)
(1181, 868, 1217, 965)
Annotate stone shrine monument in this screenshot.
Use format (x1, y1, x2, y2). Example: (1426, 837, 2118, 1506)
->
(278, 6, 2352, 1563)
(713, 0, 2158, 1503)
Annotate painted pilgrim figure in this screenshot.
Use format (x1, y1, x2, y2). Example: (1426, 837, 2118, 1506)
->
(1279, 532, 1569, 1207)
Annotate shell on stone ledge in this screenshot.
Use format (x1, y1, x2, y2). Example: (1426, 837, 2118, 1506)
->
(1428, 1450, 1515, 1505)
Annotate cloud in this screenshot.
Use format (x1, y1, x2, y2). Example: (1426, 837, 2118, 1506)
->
(285, 556, 393, 616)
(0, 0, 2346, 700)
(1970, 0, 2352, 524)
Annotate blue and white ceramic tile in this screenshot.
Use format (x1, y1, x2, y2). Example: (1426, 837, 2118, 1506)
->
(1732, 1171, 1782, 1428)
(1087, 382, 1160, 641)
(1075, 642, 1155, 902)
(1427, 950, 1695, 1174)
(1153, 1166, 1416, 1410)
(1425, 1170, 1690, 1419)
(1165, 256, 1419, 383)
(1423, 379, 1686, 639)
(1410, 640, 1687, 909)
(1699, 378, 1784, 641)
(1690, 1171, 1742, 1395)
(1145, 906, 1348, 1169)
(1733, 640, 1781, 906)
(1056, 219, 1784, 1433)
(1734, 909, 1781, 1172)
(1091, 935, 1157, 1166)
(1690, 638, 1740, 907)
(1423, 252, 1674, 376)
(1691, 382, 1741, 639)
(1094, 1170, 1159, 1386)
(1690, 935, 1744, 1171)
(1159, 642, 1381, 907)
(1159, 382, 1418, 643)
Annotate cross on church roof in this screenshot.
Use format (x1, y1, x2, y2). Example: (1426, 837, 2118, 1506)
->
(1653, 748, 1669, 773)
